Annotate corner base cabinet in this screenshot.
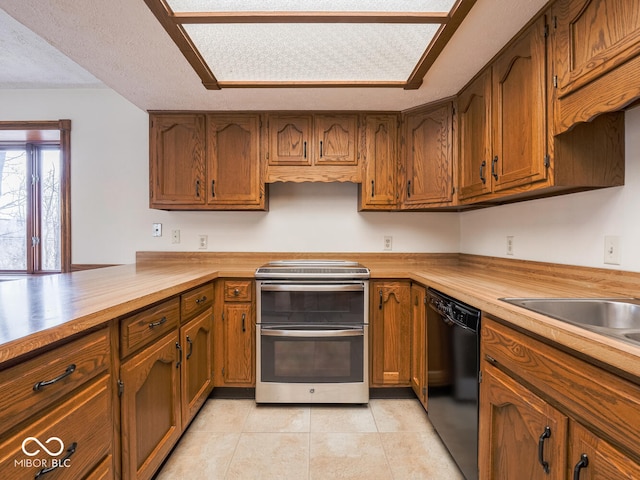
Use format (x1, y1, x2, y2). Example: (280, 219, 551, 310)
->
(480, 317, 640, 480)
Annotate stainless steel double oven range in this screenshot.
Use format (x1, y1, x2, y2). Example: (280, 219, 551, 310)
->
(255, 260, 370, 404)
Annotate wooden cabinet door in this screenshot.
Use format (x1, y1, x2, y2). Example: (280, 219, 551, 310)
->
(181, 309, 213, 426)
(410, 283, 427, 408)
(402, 102, 454, 207)
(206, 114, 264, 208)
(222, 303, 255, 386)
(314, 114, 359, 166)
(370, 281, 411, 386)
(554, 0, 640, 99)
(267, 114, 312, 166)
(552, 0, 640, 132)
(567, 421, 640, 480)
(492, 16, 548, 192)
(149, 114, 206, 207)
(360, 114, 398, 210)
(479, 365, 567, 480)
(120, 331, 181, 480)
(458, 68, 493, 201)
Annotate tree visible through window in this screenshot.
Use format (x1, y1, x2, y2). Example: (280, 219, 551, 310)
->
(0, 120, 70, 273)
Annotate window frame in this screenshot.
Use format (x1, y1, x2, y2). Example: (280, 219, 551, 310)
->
(0, 120, 71, 274)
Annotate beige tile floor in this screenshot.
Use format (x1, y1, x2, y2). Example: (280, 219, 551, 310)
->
(155, 398, 464, 480)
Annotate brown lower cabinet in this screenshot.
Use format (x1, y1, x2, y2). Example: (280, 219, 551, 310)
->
(480, 317, 640, 480)
(370, 280, 411, 386)
(119, 283, 214, 480)
(120, 331, 182, 480)
(410, 283, 428, 408)
(214, 279, 255, 387)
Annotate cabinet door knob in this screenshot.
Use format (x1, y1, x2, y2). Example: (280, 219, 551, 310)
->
(176, 342, 183, 369)
(537, 426, 551, 474)
(573, 454, 589, 480)
(186, 335, 193, 360)
(234, 288, 240, 296)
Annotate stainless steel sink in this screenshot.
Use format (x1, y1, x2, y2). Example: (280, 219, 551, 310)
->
(500, 298, 640, 346)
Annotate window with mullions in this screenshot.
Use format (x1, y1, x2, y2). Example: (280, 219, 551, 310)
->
(0, 120, 70, 274)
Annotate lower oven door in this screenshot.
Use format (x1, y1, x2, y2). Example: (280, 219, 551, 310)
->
(256, 325, 369, 404)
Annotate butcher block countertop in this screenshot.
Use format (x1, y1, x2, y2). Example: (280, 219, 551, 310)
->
(1, 252, 639, 381)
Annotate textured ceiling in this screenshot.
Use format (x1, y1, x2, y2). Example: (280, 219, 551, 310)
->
(0, 0, 548, 112)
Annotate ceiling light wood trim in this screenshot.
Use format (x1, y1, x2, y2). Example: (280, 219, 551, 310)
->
(216, 80, 408, 89)
(174, 12, 450, 24)
(405, 0, 478, 89)
(144, 0, 221, 89)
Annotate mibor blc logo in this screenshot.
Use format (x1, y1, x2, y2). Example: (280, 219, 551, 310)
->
(15, 436, 73, 471)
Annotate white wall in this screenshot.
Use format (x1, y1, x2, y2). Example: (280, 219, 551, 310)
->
(0, 89, 460, 264)
(2, 88, 639, 271)
(460, 105, 640, 272)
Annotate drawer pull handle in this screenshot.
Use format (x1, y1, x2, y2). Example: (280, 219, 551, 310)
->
(186, 335, 193, 360)
(234, 288, 240, 296)
(34, 441, 77, 478)
(573, 454, 588, 480)
(33, 364, 76, 391)
(538, 426, 551, 474)
(195, 295, 207, 304)
(149, 316, 167, 328)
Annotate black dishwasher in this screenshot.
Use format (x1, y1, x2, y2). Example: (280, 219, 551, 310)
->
(426, 288, 481, 480)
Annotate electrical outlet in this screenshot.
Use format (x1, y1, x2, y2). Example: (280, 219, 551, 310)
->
(198, 235, 208, 250)
(604, 236, 620, 265)
(171, 229, 180, 244)
(506, 236, 514, 255)
(384, 236, 393, 251)
(152, 223, 162, 237)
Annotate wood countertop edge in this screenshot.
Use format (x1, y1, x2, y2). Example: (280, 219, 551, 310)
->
(1, 260, 639, 382)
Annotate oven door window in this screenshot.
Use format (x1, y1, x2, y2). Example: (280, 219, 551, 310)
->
(260, 286, 364, 325)
(261, 330, 364, 383)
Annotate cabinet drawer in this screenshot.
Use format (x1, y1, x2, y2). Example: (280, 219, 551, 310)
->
(224, 280, 252, 302)
(0, 328, 109, 434)
(483, 317, 640, 460)
(181, 283, 214, 321)
(120, 298, 180, 358)
(0, 376, 112, 480)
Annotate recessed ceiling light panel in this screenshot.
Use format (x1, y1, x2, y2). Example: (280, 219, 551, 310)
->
(185, 23, 440, 82)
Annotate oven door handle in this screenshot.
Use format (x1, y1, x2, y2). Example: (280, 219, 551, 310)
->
(260, 283, 365, 292)
(260, 328, 364, 337)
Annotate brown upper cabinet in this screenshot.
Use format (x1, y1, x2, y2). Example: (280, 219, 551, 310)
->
(458, 13, 625, 205)
(149, 113, 266, 210)
(206, 114, 265, 209)
(401, 101, 455, 209)
(149, 114, 206, 207)
(265, 113, 360, 182)
(458, 69, 492, 201)
(552, 0, 640, 133)
(359, 114, 399, 211)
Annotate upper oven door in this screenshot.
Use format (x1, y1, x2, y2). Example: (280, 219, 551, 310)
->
(257, 281, 368, 326)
